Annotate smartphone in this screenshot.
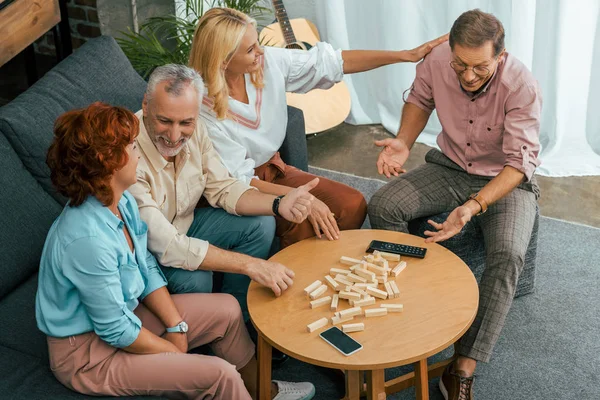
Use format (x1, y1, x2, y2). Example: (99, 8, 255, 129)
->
(319, 327, 363, 356)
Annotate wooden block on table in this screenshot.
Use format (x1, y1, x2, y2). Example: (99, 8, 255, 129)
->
(339, 306, 362, 318)
(389, 281, 401, 298)
(331, 314, 354, 325)
(349, 286, 368, 296)
(339, 291, 361, 301)
(342, 323, 365, 333)
(330, 294, 339, 311)
(330, 268, 350, 276)
(378, 251, 401, 261)
(374, 258, 389, 268)
(363, 254, 375, 263)
(376, 275, 388, 284)
(366, 286, 388, 300)
(346, 273, 367, 283)
(309, 284, 328, 300)
(354, 267, 376, 281)
(391, 261, 407, 277)
(354, 282, 378, 289)
(353, 297, 376, 307)
(310, 296, 331, 309)
(381, 303, 404, 312)
(334, 274, 354, 287)
(384, 282, 394, 298)
(303, 280, 322, 297)
(307, 317, 328, 332)
(324, 275, 340, 291)
(340, 256, 363, 266)
(364, 262, 388, 275)
(364, 307, 388, 317)
(349, 263, 363, 272)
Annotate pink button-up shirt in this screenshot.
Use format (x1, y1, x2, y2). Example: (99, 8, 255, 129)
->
(406, 43, 542, 181)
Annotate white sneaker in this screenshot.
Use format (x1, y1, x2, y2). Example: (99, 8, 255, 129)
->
(271, 380, 315, 400)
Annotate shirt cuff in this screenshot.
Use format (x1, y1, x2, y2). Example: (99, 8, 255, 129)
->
(405, 93, 434, 114)
(140, 270, 167, 299)
(224, 183, 257, 216)
(108, 308, 142, 348)
(504, 155, 537, 182)
(187, 236, 210, 269)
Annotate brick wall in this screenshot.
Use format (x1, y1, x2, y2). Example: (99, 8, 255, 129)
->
(35, 0, 101, 55)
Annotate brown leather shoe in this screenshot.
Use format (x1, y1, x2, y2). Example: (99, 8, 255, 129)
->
(439, 363, 475, 400)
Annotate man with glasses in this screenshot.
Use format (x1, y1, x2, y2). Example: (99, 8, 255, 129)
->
(368, 9, 542, 400)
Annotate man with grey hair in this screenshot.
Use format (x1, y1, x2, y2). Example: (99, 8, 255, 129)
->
(369, 9, 542, 400)
(129, 64, 319, 325)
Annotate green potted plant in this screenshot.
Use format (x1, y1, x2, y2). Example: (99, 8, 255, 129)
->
(117, 0, 269, 79)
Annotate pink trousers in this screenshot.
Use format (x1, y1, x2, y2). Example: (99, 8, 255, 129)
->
(47, 293, 255, 399)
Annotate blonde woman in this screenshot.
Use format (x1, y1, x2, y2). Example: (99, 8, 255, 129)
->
(190, 7, 447, 248)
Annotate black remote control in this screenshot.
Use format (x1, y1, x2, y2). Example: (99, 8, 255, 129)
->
(366, 240, 427, 259)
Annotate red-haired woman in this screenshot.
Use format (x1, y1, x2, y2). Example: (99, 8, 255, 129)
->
(35, 102, 315, 400)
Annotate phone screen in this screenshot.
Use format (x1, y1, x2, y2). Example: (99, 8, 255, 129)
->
(319, 327, 362, 355)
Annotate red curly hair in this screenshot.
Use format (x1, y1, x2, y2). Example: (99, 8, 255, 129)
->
(47, 102, 139, 207)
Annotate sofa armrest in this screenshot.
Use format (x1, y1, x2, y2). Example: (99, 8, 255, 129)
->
(279, 106, 308, 172)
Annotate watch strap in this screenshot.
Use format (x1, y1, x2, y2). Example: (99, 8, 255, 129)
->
(272, 195, 284, 217)
(469, 193, 488, 215)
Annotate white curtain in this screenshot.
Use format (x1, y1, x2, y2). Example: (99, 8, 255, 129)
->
(313, 0, 600, 177)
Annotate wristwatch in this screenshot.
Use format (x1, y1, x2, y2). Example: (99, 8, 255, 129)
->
(166, 321, 188, 334)
(272, 195, 284, 217)
(468, 192, 488, 216)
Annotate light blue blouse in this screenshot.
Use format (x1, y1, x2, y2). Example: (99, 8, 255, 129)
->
(35, 191, 167, 348)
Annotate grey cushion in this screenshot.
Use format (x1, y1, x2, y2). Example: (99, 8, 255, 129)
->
(0, 345, 164, 399)
(0, 133, 62, 299)
(279, 106, 308, 172)
(0, 36, 147, 204)
(408, 207, 539, 298)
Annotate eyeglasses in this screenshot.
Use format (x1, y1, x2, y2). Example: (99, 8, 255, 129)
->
(449, 61, 492, 78)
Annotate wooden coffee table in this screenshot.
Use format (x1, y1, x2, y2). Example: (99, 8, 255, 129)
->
(247, 230, 479, 400)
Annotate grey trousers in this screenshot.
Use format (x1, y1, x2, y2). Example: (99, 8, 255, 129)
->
(368, 149, 540, 362)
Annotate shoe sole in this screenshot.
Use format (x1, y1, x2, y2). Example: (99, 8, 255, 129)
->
(301, 386, 316, 400)
(439, 378, 449, 400)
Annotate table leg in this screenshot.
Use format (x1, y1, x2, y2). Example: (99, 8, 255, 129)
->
(366, 369, 386, 400)
(414, 359, 429, 400)
(342, 370, 360, 400)
(257, 335, 272, 400)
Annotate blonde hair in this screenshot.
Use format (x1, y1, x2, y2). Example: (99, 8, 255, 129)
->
(189, 7, 264, 120)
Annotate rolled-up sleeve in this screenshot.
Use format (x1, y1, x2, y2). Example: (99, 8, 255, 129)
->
(62, 238, 142, 348)
(129, 172, 209, 270)
(203, 118, 257, 185)
(268, 42, 344, 93)
(139, 230, 168, 299)
(502, 82, 542, 181)
(200, 129, 256, 215)
(405, 56, 436, 114)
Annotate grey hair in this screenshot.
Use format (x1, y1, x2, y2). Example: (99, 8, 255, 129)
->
(146, 64, 205, 107)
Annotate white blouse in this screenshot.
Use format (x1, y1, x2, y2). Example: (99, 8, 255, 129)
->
(200, 42, 344, 184)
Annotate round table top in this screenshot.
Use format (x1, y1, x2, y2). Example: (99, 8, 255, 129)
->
(247, 230, 479, 370)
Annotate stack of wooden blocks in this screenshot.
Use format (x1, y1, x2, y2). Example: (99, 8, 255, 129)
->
(305, 250, 407, 334)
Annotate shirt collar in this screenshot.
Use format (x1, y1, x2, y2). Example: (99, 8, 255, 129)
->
(88, 195, 128, 231)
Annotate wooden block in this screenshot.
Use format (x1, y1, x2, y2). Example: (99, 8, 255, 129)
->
(309, 284, 328, 300)
(307, 317, 328, 332)
(354, 267, 376, 281)
(364, 262, 388, 275)
(354, 282, 378, 289)
(381, 303, 404, 312)
(344, 285, 353, 292)
(310, 296, 331, 309)
(340, 256, 363, 266)
(363, 254, 376, 263)
(346, 273, 367, 283)
(374, 257, 388, 268)
(330, 294, 339, 311)
(349, 263, 363, 272)
(324, 275, 340, 291)
(353, 297, 376, 307)
(342, 323, 365, 333)
(349, 286, 368, 296)
(376, 275, 388, 284)
(389, 281, 401, 298)
(366, 286, 388, 300)
(330, 268, 350, 276)
(331, 314, 354, 325)
(339, 306, 362, 318)
(384, 282, 394, 298)
(391, 261, 407, 277)
(303, 280, 322, 297)
(334, 274, 354, 287)
(378, 251, 401, 261)
(364, 308, 388, 317)
(339, 291, 361, 301)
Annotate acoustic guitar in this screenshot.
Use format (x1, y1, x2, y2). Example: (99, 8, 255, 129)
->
(259, 0, 351, 135)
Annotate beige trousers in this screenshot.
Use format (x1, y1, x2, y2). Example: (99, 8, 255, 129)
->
(47, 293, 255, 399)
